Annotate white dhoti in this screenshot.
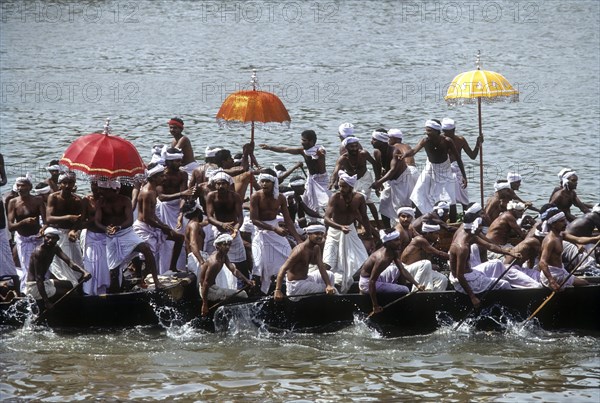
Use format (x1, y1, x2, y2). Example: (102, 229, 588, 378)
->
(106, 226, 142, 272)
(487, 243, 513, 261)
(302, 173, 331, 212)
(187, 252, 237, 290)
(25, 279, 57, 300)
(540, 265, 575, 289)
(14, 232, 43, 292)
(81, 230, 110, 296)
(450, 262, 511, 294)
(181, 161, 200, 186)
(133, 220, 165, 256)
(402, 260, 448, 291)
(323, 224, 368, 293)
(562, 241, 597, 273)
(410, 158, 456, 214)
(286, 270, 335, 300)
(49, 228, 83, 287)
(475, 259, 541, 289)
(0, 227, 17, 278)
(354, 170, 375, 203)
(252, 220, 292, 294)
(470, 244, 484, 267)
(451, 161, 469, 205)
(514, 264, 541, 283)
(209, 224, 246, 263)
(379, 168, 417, 220)
(156, 199, 186, 273)
(358, 266, 409, 294)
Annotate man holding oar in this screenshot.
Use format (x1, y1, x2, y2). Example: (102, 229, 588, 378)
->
(273, 224, 336, 302)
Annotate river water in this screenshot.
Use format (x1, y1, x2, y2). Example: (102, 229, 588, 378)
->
(1, 0, 599, 401)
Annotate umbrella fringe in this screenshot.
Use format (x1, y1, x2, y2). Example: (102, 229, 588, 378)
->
(446, 93, 519, 106)
(216, 119, 291, 130)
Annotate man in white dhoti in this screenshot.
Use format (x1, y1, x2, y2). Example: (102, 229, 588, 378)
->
(402, 120, 466, 217)
(250, 172, 303, 294)
(0, 199, 19, 291)
(323, 171, 377, 293)
(260, 130, 331, 213)
(274, 224, 336, 302)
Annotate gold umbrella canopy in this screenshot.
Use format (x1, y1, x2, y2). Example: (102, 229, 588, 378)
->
(216, 71, 291, 143)
(445, 51, 519, 204)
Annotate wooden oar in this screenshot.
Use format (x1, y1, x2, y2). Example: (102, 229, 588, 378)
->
(367, 288, 420, 319)
(524, 240, 600, 324)
(34, 278, 85, 325)
(454, 258, 519, 330)
(207, 284, 252, 311)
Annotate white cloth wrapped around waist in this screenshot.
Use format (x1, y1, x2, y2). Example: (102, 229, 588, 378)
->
(301, 172, 331, 212)
(323, 224, 368, 293)
(401, 260, 448, 291)
(133, 220, 165, 256)
(26, 279, 57, 300)
(15, 232, 43, 292)
(451, 161, 469, 205)
(475, 258, 541, 289)
(81, 230, 110, 296)
(410, 158, 456, 214)
(209, 224, 246, 263)
(540, 265, 575, 289)
(285, 268, 335, 301)
(379, 168, 417, 220)
(0, 227, 17, 277)
(49, 227, 83, 287)
(358, 265, 409, 294)
(106, 226, 143, 271)
(252, 219, 292, 294)
(188, 252, 237, 290)
(353, 170, 375, 203)
(449, 262, 511, 294)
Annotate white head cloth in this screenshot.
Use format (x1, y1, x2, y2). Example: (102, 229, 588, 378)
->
(557, 168, 572, 180)
(507, 172, 522, 183)
(465, 203, 482, 215)
(561, 170, 577, 187)
(97, 179, 121, 189)
(15, 174, 32, 185)
(273, 164, 286, 178)
(593, 203, 600, 214)
(43, 227, 62, 237)
(258, 173, 279, 198)
(534, 228, 548, 237)
(425, 120, 442, 131)
(540, 210, 566, 233)
(507, 201, 525, 211)
(338, 122, 355, 138)
(371, 130, 389, 143)
(210, 171, 234, 185)
(380, 230, 400, 243)
(32, 184, 52, 196)
(441, 118, 455, 130)
(341, 136, 360, 148)
(303, 144, 325, 160)
(388, 129, 403, 139)
(463, 217, 482, 234)
(434, 201, 450, 217)
(397, 207, 415, 217)
(305, 224, 326, 234)
(205, 146, 222, 158)
(338, 170, 357, 188)
(147, 164, 165, 178)
(494, 182, 511, 192)
(213, 233, 234, 247)
(422, 223, 441, 233)
(164, 148, 184, 161)
(289, 178, 306, 187)
(58, 171, 76, 183)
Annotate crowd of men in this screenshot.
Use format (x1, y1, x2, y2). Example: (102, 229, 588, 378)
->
(1, 116, 599, 316)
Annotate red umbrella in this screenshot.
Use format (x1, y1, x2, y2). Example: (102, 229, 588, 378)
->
(60, 119, 145, 179)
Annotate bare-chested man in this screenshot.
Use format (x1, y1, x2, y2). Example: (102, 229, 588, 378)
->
(323, 171, 378, 293)
(410, 200, 456, 235)
(359, 230, 424, 316)
(44, 160, 62, 192)
(7, 176, 45, 291)
(260, 130, 330, 213)
(26, 227, 91, 309)
(549, 170, 591, 222)
(274, 224, 336, 302)
(441, 118, 481, 221)
(250, 172, 302, 294)
(167, 117, 199, 180)
(401, 120, 466, 218)
(94, 179, 161, 292)
(45, 172, 85, 286)
(133, 164, 185, 274)
(505, 172, 537, 212)
(484, 180, 513, 223)
(401, 223, 449, 291)
(200, 233, 254, 317)
(183, 201, 209, 277)
(449, 213, 521, 308)
(486, 200, 527, 254)
(566, 203, 600, 237)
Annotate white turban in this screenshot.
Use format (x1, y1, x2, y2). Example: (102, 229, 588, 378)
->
(507, 201, 525, 211)
(441, 118, 455, 130)
(494, 182, 511, 192)
(397, 207, 415, 217)
(15, 174, 32, 185)
(213, 233, 234, 247)
(58, 172, 76, 183)
(422, 223, 441, 233)
(463, 217, 482, 234)
(305, 224, 326, 234)
(434, 201, 450, 217)
(43, 227, 62, 237)
(507, 172, 522, 183)
(388, 129, 403, 139)
(205, 146, 222, 158)
(258, 173, 279, 198)
(465, 203, 482, 215)
(289, 178, 306, 187)
(338, 170, 357, 188)
(97, 179, 121, 190)
(557, 168, 572, 180)
(164, 148, 184, 161)
(425, 120, 442, 131)
(46, 164, 61, 172)
(593, 203, 600, 214)
(147, 164, 165, 178)
(371, 130, 389, 143)
(32, 184, 52, 196)
(342, 136, 360, 148)
(561, 171, 577, 187)
(210, 171, 234, 185)
(380, 230, 400, 243)
(534, 228, 548, 237)
(338, 122, 355, 138)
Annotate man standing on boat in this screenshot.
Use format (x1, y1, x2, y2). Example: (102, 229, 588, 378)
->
(250, 171, 302, 294)
(45, 172, 86, 288)
(260, 130, 331, 214)
(7, 175, 45, 293)
(549, 170, 591, 222)
(167, 117, 199, 183)
(402, 120, 465, 218)
(323, 171, 376, 293)
(26, 227, 91, 309)
(274, 224, 336, 302)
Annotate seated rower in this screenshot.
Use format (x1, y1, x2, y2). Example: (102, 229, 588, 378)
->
(359, 230, 424, 316)
(486, 200, 527, 260)
(549, 170, 591, 222)
(26, 227, 91, 310)
(200, 234, 254, 317)
(273, 224, 336, 302)
(410, 200, 456, 235)
(485, 180, 513, 223)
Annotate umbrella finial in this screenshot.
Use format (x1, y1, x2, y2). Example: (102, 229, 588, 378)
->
(476, 50, 481, 70)
(103, 118, 112, 135)
(251, 69, 258, 91)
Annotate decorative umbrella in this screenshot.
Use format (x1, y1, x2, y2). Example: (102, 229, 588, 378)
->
(445, 51, 519, 205)
(60, 118, 145, 183)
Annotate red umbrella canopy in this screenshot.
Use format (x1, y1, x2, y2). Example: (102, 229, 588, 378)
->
(60, 132, 145, 179)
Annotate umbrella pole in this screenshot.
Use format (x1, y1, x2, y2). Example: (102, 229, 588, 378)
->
(478, 97, 484, 206)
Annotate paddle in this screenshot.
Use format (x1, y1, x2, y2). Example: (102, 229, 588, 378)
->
(34, 277, 85, 325)
(523, 239, 600, 324)
(207, 284, 252, 312)
(367, 288, 421, 319)
(454, 258, 519, 330)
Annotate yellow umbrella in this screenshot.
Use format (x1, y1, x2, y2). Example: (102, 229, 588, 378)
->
(445, 51, 519, 205)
